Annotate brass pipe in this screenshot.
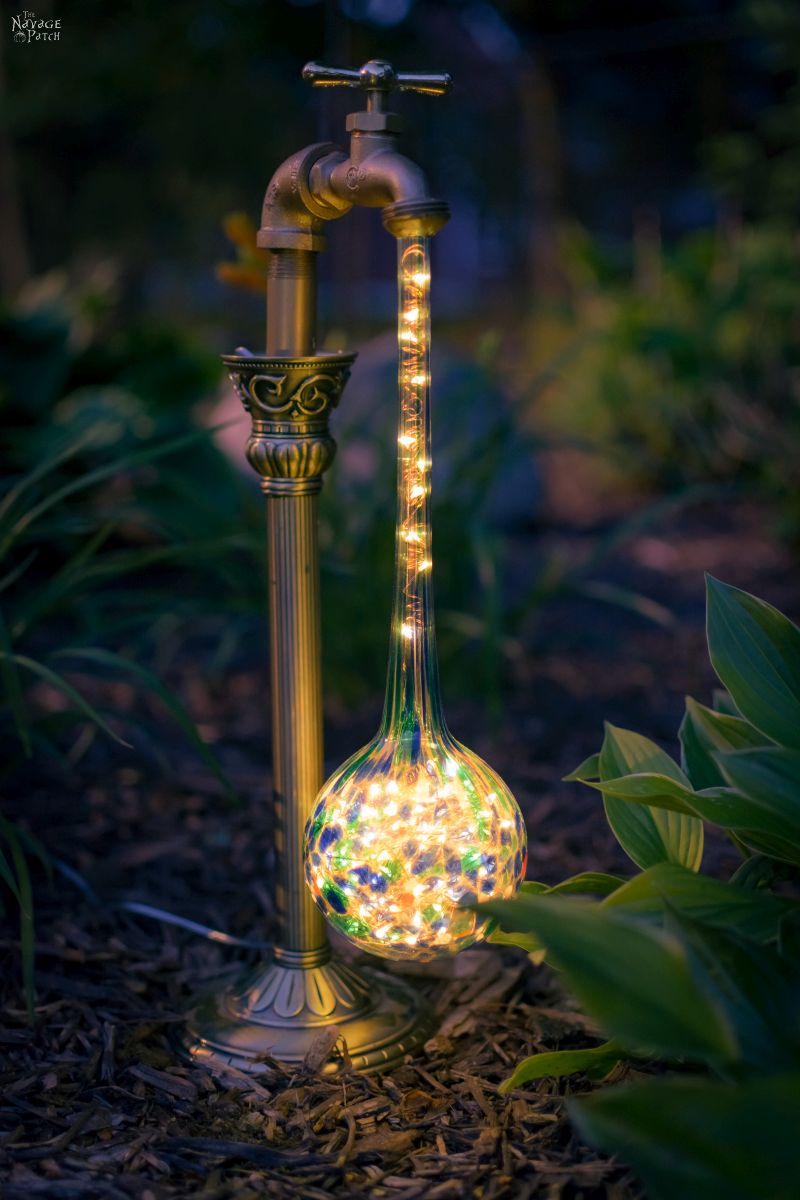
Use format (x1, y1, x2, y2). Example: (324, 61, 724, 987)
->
(266, 250, 317, 357)
(263, 247, 326, 961)
(267, 489, 329, 963)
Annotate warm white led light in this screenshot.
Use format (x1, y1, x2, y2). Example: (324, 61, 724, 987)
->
(304, 236, 527, 961)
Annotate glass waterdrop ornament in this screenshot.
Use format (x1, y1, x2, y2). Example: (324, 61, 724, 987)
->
(304, 237, 527, 960)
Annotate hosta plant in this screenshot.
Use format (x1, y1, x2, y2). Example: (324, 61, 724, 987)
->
(479, 575, 800, 1200)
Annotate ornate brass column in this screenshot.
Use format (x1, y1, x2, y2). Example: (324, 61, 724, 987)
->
(236, 347, 350, 965)
(179, 58, 451, 1074)
(180, 291, 434, 1075)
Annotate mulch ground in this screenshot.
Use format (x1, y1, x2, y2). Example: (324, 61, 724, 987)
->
(1, 498, 794, 1199)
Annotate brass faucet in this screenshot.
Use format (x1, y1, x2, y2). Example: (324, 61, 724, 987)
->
(259, 58, 451, 357)
(179, 60, 452, 1074)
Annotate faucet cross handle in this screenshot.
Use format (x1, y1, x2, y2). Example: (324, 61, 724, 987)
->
(302, 59, 452, 102)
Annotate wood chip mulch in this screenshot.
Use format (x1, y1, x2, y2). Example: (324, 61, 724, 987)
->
(0, 762, 640, 1200)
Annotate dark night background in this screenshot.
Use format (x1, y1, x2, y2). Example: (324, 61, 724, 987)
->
(3, 0, 796, 326)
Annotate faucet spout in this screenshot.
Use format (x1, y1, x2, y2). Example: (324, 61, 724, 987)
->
(319, 145, 449, 237)
(325, 146, 426, 208)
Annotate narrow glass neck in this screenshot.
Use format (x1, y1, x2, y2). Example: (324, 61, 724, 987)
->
(380, 237, 445, 740)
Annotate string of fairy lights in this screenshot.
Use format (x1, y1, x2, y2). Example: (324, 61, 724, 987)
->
(396, 239, 433, 662)
(303, 236, 527, 961)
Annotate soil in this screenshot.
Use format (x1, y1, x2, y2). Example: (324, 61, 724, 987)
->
(1, 497, 794, 1199)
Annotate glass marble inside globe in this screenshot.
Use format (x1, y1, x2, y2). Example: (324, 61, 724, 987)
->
(304, 735, 527, 961)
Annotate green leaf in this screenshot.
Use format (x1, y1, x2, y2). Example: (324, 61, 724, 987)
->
(500, 875, 625, 953)
(584, 772, 698, 815)
(585, 757, 800, 867)
(486, 925, 545, 962)
(730, 853, 798, 891)
(540, 872, 626, 897)
(664, 907, 800, 1072)
(603, 862, 797, 942)
(572, 1074, 800, 1200)
(520, 874, 624, 897)
(681, 785, 800, 866)
(779, 911, 800, 968)
(706, 747, 800, 863)
(562, 752, 600, 782)
(499, 1040, 625, 1093)
(475, 894, 737, 1065)
(679, 696, 768, 790)
(599, 725, 703, 871)
(712, 688, 738, 715)
(706, 575, 800, 750)
(717, 747, 800, 833)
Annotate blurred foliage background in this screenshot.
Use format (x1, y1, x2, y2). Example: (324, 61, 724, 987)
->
(1, 0, 800, 753)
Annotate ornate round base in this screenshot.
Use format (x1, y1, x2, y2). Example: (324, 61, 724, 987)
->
(177, 956, 434, 1075)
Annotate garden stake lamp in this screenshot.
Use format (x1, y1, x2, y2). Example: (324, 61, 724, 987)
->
(180, 60, 526, 1075)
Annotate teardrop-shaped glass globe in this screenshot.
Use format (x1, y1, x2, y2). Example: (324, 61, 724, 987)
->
(304, 237, 527, 961)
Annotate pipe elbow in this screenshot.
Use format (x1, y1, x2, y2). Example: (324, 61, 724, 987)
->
(258, 143, 350, 252)
(258, 141, 449, 249)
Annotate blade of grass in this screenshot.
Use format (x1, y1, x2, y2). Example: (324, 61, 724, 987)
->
(54, 647, 240, 805)
(3, 653, 132, 747)
(0, 425, 220, 557)
(11, 822, 52, 881)
(577, 581, 674, 628)
(0, 819, 22, 903)
(15, 536, 255, 639)
(0, 604, 31, 756)
(2, 818, 36, 1021)
(13, 520, 118, 636)
(0, 429, 98, 525)
(0, 549, 38, 596)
